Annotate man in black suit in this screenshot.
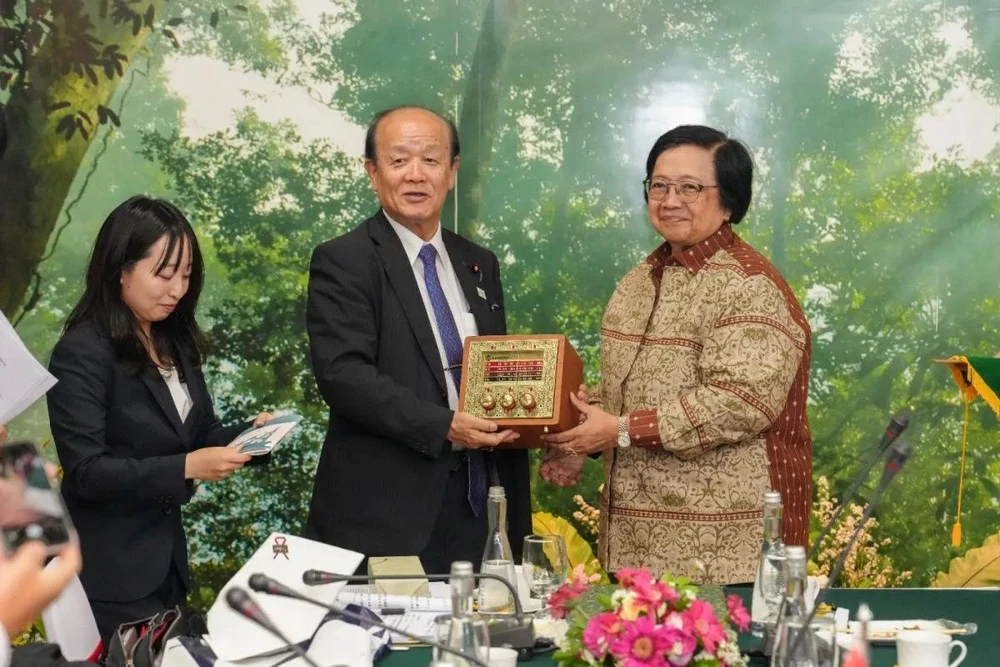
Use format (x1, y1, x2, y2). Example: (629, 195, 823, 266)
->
(304, 106, 532, 573)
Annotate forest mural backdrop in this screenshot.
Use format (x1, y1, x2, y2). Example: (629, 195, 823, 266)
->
(3, 0, 1000, 604)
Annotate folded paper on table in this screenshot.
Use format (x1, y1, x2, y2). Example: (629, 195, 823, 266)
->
(337, 586, 451, 612)
(206, 533, 363, 661)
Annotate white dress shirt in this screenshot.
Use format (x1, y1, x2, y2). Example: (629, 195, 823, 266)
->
(385, 212, 478, 411)
(159, 367, 192, 422)
(1, 625, 11, 667)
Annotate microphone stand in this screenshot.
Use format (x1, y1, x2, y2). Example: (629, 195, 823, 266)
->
(806, 413, 908, 564)
(224, 588, 324, 667)
(247, 576, 489, 667)
(303, 571, 535, 649)
(786, 440, 911, 661)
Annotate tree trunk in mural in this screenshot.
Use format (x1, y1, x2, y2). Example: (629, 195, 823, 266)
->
(0, 0, 166, 318)
(450, 0, 523, 241)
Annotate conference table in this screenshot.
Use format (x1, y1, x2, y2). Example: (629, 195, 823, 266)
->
(382, 587, 999, 667)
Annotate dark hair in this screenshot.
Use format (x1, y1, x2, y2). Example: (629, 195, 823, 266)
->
(65, 196, 207, 374)
(364, 105, 460, 163)
(644, 124, 753, 224)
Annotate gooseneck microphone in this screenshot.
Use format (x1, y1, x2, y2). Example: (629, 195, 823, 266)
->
(790, 439, 914, 659)
(301, 569, 535, 650)
(247, 573, 488, 667)
(224, 588, 323, 667)
(806, 410, 910, 564)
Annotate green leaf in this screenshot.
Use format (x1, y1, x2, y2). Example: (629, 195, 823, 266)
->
(46, 100, 71, 113)
(163, 29, 180, 48)
(209, 9, 220, 28)
(233, 4, 248, 10)
(143, 4, 154, 28)
(107, 107, 121, 127)
(85, 66, 98, 85)
(167, 17, 183, 25)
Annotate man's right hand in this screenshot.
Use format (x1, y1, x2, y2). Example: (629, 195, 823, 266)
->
(448, 412, 519, 449)
(185, 447, 252, 481)
(0, 541, 82, 637)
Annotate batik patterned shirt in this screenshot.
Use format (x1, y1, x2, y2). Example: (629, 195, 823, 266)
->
(595, 224, 812, 584)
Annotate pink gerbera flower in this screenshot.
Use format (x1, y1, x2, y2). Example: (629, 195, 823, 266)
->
(726, 594, 751, 632)
(659, 626, 697, 666)
(632, 576, 681, 618)
(582, 611, 623, 659)
(682, 599, 727, 653)
(610, 617, 670, 667)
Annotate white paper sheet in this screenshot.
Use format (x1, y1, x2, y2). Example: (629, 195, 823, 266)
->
(206, 532, 363, 661)
(0, 309, 57, 423)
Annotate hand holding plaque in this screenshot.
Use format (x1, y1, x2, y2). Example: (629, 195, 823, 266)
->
(457, 335, 583, 448)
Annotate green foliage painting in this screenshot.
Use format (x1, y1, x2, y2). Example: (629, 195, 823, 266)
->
(4, 0, 1000, 606)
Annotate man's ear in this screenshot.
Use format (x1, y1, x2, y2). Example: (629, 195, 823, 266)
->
(448, 156, 461, 190)
(363, 159, 378, 191)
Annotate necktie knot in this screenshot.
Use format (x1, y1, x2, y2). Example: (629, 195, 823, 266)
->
(418, 243, 437, 266)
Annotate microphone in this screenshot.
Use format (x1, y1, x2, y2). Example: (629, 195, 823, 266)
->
(247, 573, 488, 667)
(224, 587, 323, 667)
(790, 439, 913, 659)
(302, 570, 535, 650)
(806, 410, 910, 564)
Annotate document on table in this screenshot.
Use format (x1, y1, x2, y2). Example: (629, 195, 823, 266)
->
(382, 612, 442, 645)
(0, 309, 57, 423)
(336, 585, 452, 612)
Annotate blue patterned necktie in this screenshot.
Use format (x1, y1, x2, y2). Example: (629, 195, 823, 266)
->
(417, 244, 488, 517)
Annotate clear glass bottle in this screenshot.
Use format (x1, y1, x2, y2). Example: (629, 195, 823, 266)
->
(752, 491, 787, 636)
(771, 546, 818, 667)
(478, 486, 518, 614)
(443, 561, 489, 667)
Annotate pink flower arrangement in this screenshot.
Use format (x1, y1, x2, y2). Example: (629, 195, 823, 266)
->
(549, 568, 749, 667)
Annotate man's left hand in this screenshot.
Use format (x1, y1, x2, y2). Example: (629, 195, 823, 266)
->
(541, 392, 618, 455)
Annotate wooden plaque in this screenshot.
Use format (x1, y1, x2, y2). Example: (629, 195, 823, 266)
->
(458, 334, 583, 448)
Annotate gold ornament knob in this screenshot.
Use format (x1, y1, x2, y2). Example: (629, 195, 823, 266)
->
(519, 389, 537, 412)
(479, 390, 496, 412)
(500, 389, 517, 412)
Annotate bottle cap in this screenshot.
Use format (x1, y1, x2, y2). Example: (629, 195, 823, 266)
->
(450, 561, 474, 575)
(488, 486, 506, 499)
(763, 491, 782, 504)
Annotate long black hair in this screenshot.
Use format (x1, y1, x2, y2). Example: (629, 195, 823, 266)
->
(65, 196, 207, 374)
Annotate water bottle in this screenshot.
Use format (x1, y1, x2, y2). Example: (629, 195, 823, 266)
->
(752, 491, 787, 636)
(478, 486, 517, 614)
(442, 561, 489, 667)
(771, 546, 818, 667)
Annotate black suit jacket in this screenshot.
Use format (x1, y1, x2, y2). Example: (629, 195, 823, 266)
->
(47, 322, 244, 603)
(304, 211, 532, 559)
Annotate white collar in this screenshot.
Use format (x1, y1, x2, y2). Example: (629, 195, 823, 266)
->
(384, 210, 447, 267)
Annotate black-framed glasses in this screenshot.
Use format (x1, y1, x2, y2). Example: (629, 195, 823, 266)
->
(643, 179, 718, 203)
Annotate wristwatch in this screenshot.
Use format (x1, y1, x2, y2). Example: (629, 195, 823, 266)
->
(616, 415, 630, 448)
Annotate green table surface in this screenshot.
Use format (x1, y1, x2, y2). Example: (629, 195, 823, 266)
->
(382, 587, 999, 667)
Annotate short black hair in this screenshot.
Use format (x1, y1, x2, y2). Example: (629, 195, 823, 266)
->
(644, 124, 753, 224)
(66, 196, 207, 374)
(364, 105, 460, 163)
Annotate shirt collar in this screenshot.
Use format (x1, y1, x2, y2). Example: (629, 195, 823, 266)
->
(384, 210, 446, 267)
(646, 224, 737, 274)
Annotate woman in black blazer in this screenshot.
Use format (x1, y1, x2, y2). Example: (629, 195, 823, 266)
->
(47, 196, 270, 645)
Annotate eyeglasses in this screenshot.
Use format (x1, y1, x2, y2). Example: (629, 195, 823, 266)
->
(643, 179, 718, 203)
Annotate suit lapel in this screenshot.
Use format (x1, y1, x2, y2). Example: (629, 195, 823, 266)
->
(443, 230, 493, 336)
(177, 352, 207, 438)
(140, 365, 189, 443)
(369, 213, 448, 395)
